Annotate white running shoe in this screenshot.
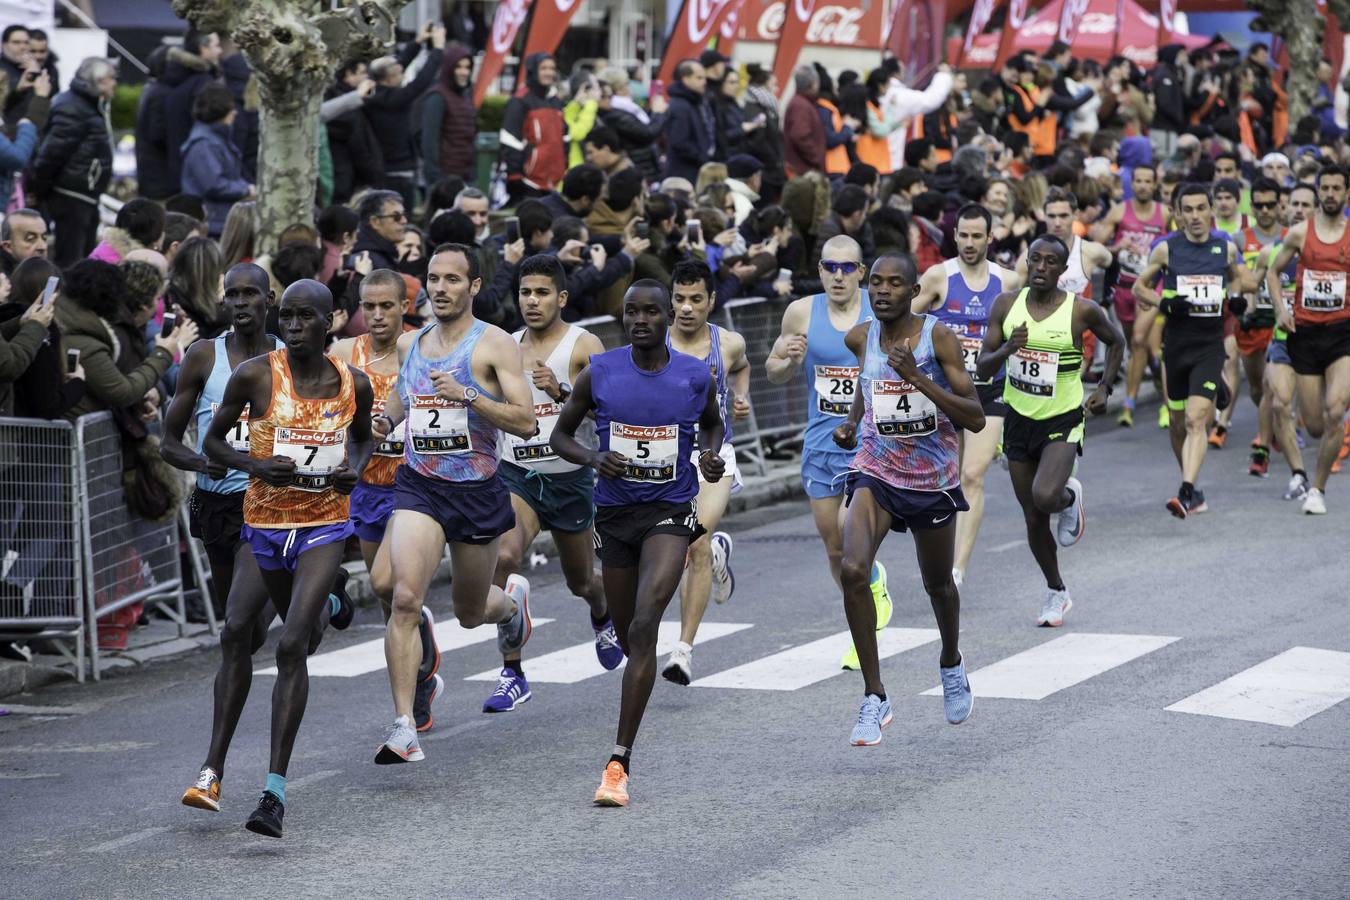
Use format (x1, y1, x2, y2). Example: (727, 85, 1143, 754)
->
(1283, 472, 1309, 501)
(1036, 589, 1073, 627)
(1302, 488, 1327, 515)
(1055, 477, 1085, 547)
(374, 715, 424, 764)
(710, 531, 734, 604)
(952, 568, 964, 587)
(662, 641, 693, 685)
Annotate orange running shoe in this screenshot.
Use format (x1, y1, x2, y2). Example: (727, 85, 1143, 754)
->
(593, 760, 630, 807)
(1208, 424, 1228, 448)
(181, 767, 221, 811)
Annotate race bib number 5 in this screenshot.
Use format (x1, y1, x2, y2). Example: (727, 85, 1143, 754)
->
(212, 402, 250, 453)
(610, 422, 678, 483)
(506, 402, 561, 464)
(1301, 270, 1346, 312)
(371, 398, 404, 458)
(273, 427, 345, 492)
(1009, 349, 1059, 397)
(871, 379, 936, 437)
(1177, 274, 1224, 317)
(409, 394, 470, 454)
(813, 365, 858, 416)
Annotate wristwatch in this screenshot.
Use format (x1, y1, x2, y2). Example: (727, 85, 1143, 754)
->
(555, 382, 572, 403)
(373, 414, 395, 433)
(462, 386, 480, 404)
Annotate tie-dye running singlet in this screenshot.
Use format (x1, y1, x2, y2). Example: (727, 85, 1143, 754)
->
(398, 321, 500, 482)
(852, 315, 960, 492)
(243, 351, 357, 528)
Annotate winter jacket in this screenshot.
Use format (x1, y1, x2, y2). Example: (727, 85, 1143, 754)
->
(1150, 48, 1187, 133)
(564, 98, 599, 169)
(784, 92, 826, 177)
(352, 223, 401, 273)
(817, 99, 853, 175)
(742, 87, 785, 174)
(325, 82, 385, 204)
(0, 118, 37, 208)
(31, 77, 112, 206)
(1, 55, 34, 120)
(663, 82, 717, 181)
(598, 105, 665, 182)
(815, 212, 876, 264)
(420, 44, 477, 184)
(714, 93, 748, 159)
(134, 75, 175, 199)
(88, 227, 144, 265)
(162, 48, 220, 192)
(365, 43, 443, 174)
(561, 252, 632, 321)
(180, 121, 252, 238)
(54, 296, 173, 421)
(221, 54, 259, 183)
(501, 53, 566, 192)
(0, 307, 84, 418)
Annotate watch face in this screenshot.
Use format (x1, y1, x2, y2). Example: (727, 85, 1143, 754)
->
(463, 387, 479, 402)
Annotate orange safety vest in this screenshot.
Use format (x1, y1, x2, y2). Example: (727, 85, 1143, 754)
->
(911, 111, 956, 164)
(1008, 84, 1056, 157)
(818, 98, 851, 176)
(856, 101, 894, 175)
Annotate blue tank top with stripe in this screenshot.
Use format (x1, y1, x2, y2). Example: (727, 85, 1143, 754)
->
(803, 290, 872, 455)
(932, 259, 1005, 384)
(194, 332, 282, 493)
(669, 323, 731, 446)
(397, 321, 500, 482)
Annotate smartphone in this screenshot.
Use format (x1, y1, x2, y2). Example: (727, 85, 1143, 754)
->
(160, 312, 177, 339)
(42, 275, 58, 307)
(505, 217, 521, 245)
(579, 244, 591, 263)
(687, 221, 702, 244)
(635, 220, 650, 241)
(66, 348, 80, 375)
(650, 79, 666, 101)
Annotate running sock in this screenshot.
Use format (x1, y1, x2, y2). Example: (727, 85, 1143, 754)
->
(1123, 397, 1135, 410)
(1047, 582, 1066, 592)
(610, 745, 631, 773)
(1294, 468, 1307, 479)
(265, 772, 286, 804)
(869, 691, 887, 702)
(504, 662, 524, 677)
(1180, 481, 1195, 499)
(590, 613, 609, 630)
(869, 561, 880, 582)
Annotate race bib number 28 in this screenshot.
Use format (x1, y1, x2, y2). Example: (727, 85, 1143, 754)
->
(813, 365, 858, 416)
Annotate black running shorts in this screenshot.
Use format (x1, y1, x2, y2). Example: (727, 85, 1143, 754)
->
(593, 500, 703, 568)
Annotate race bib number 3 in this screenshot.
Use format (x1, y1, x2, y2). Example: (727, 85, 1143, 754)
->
(1009, 349, 1059, 397)
(212, 402, 251, 453)
(506, 402, 561, 464)
(1177, 274, 1224, 317)
(813, 365, 858, 416)
(1301, 270, 1346, 312)
(610, 422, 678, 483)
(371, 398, 403, 458)
(409, 394, 470, 454)
(871, 379, 936, 437)
(273, 427, 345, 491)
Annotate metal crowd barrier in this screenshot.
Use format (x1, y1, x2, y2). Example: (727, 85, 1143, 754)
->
(0, 412, 187, 681)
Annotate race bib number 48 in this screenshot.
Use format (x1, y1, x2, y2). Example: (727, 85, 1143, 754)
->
(871, 379, 936, 437)
(610, 422, 678, 483)
(273, 427, 345, 491)
(212, 402, 251, 453)
(1177, 274, 1224, 317)
(1009, 349, 1059, 397)
(371, 398, 403, 458)
(409, 394, 470, 454)
(813, 365, 858, 416)
(506, 402, 561, 464)
(1302, 270, 1346, 312)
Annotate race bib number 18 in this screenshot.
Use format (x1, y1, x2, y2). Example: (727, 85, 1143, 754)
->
(871, 379, 936, 437)
(409, 394, 470, 454)
(1302, 270, 1346, 312)
(273, 427, 345, 492)
(1009, 349, 1059, 397)
(610, 422, 678, 483)
(813, 365, 858, 416)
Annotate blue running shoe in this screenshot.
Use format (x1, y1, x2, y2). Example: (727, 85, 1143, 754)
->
(482, 668, 531, 713)
(849, 694, 893, 746)
(940, 656, 974, 725)
(593, 618, 624, 670)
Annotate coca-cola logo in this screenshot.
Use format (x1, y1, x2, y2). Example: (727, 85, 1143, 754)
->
(1007, 0, 1028, 29)
(554, 0, 581, 10)
(687, 0, 738, 43)
(491, 0, 531, 54)
(1158, 0, 1175, 27)
(964, 0, 995, 53)
(720, 6, 740, 39)
(1058, 0, 1090, 43)
(755, 2, 861, 45)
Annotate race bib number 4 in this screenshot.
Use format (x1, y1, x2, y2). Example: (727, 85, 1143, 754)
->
(1009, 349, 1059, 397)
(506, 402, 561, 464)
(1177, 274, 1224, 317)
(212, 402, 251, 453)
(813, 365, 858, 416)
(1301, 270, 1346, 312)
(371, 398, 403, 458)
(409, 394, 470, 454)
(610, 422, 678, 483)
(273, 427, 345, 491)
(871, 379, 936, 437)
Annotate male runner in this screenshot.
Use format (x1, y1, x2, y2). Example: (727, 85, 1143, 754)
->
(330, 269, 444, 731)
(662, 259, 750, 685)
(980, 236, 1123, 626)
(1265, 164, 1350, 515)
(833, 253, 983, 746)
(1213, 178, 1248, 241)
(372, 244, 536, 764)
(1134, 184, 1254, 518)
(913, 204, 1018, 586)
(766, 235, 891, 670)
(550, 279, 725, 807)
(1091, 165, 1168, 427)
(202, 279, 374, 838)
(489, 254, 620, 712)
(170, 267, 356, 819)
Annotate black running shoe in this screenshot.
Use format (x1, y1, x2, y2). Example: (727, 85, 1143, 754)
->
(329, 568, 354, 631)
(244, 791, 284, 838)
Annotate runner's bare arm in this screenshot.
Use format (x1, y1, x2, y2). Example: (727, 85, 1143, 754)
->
(1227, 243, 1256, 294)
(697, 379, 726, 482)
(833, 322, 869, 449)
(1090, 204, 1124, 245)
(898, 323, 985, 433)
(570, 332, 606, 384)
(337, 369, 375, 492)
(203, 357, 291, 485)
(994, 262, 1024, 294)
(912, 263, 946, 315)
(160, 339, 223, 476)
(551, 366, 623, 478)
(976, 292, 1020, 381)
(1079, 300, 1125, 414)
(765, 297, 811, 384)
(328, 337, 355, 363)
(1088, 240, 1114, 272)
(437, 327, 535, 438)
(1131, 241, 1170, 310)
(724, 330, 752, 419)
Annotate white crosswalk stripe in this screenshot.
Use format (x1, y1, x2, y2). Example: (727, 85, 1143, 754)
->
(1165, 646, 1350, 727)
(922, 632, 1179, 700)
(693, 628, 939, 691)
(466, 621, 752, 684)
(257, 617, 556, 677)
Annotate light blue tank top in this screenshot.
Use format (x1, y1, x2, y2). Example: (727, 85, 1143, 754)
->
(194, 332, 282, 493)
(398, 321, 500, 482)
(802, 290, 872, 455)
(669, 323, 731, 446)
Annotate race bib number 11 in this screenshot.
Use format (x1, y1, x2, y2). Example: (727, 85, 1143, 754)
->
(1177, 274, 1224, 317)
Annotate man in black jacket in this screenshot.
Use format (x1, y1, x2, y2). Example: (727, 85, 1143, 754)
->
(549, 215, 634, 321)
(1, 25, 39, 121)
(364, 22, 445, 211)
(163, 30, 223, 192)
(540, 164, 605, 221)
(1150, 45, 1189, 160)
(352, 190, 406, 272)
(134, 47, 176, 200)
(326, 62, 384, 204)
(32, 58, 116, 266)
(663, 60, 717, 181)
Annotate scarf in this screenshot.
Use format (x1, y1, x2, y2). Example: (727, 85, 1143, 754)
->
(611, 95, 650, 125)
(745, 84, 778, 117)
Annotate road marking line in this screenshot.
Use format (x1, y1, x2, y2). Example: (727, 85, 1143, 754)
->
(693, 628, 939, 691)
(922, 633, 1180, 700)
(988, 540, 1026, 553)
(87, 827, 171, 853)
(0, 704, 96, 716)
(286, 769, 339, 791)
(257, 617, 555, 677)
(466, 622, 753, 684)
(1165, 647, 1350, 727)
(0, 772, 60, 779)
(0, 740, 155, 754)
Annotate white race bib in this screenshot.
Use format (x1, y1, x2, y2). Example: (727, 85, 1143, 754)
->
(958, 335, 983, 375)
(1118, 246, 1147, 276)
(505, 402, 561, 464)
(273, 427, 345, 492)
(1177, 274, 1224, 317)
(371, 398, 404, 458)
(813, 365, 858, 416)
(1301, 270, 1346, 312)
(212, 402, 250, 453)
(870, 379, 936, 437)
(1009, 349, 1059, 397)
(610, 422, 678, 483)
(409, 394, 470, 454)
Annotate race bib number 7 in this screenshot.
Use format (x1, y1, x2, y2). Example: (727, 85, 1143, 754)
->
(409, 394, 470, 454)
(1009, 349, 1059, 397)
(273, 427, 345, 492)
(1301, 270, 1346, 312)
(610, 422, 677, 483)
(1177, 274, 1224, 317)
(871, 379, 936, 437)
(813, 365, 858, 416)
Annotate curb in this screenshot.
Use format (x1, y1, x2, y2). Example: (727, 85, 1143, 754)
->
(0, 658, 72, 699)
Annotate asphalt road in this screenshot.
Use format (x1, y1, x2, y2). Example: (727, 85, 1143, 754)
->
(3, 398, 1348, 900)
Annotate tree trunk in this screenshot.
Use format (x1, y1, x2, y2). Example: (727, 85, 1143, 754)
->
(254, 86, 323, 247)
(1284, 2, 1324, 126)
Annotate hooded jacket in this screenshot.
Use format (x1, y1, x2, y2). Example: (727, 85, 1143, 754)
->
(662, 81, 717, 181)
(364, 41, 443, 173)
(162, 48, 220, 191)
(420, 43, 478, 183)
(500, 53, 566, 191)
(1151, 46, 1187, 133)
(180, 121, 252, 238)
(54, 295, 173, 422)
(784, 90, 826, 177)
(598, 104, 666, 182)
(31, 76, 112, 204)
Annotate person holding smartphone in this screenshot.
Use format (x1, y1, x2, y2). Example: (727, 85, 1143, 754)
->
(0, 258, 86, 418)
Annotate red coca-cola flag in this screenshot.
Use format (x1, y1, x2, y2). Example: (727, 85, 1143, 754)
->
(959, 0, 1002, 66)
(520, 0, 585, 62)
(887, 0, 948, 83)
(992, 0, 1029, 70)
(659, 0, 741, 85)
(1057, 0, 1090, 45)
(1156, 0, 1174, 49)
(715, 0, 747, 57)
(771, 0, 816, 96)
(476, 0, 533, 106)
(1111, 0, 1126, 55)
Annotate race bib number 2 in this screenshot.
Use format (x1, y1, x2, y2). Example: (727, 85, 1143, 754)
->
(273, 427, 345, 492)
(1009, 349, 1059, 397)
(1302, 270, 1346, 312)
(813, 365, 858, 416)
(409, 394, 470, 454)
(610, 422, 678, 483)
(871, 380, 936, 437)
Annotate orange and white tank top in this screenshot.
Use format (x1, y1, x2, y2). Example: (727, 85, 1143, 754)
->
(352, 334, 402, 487)
(243, 350, 357, 528)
